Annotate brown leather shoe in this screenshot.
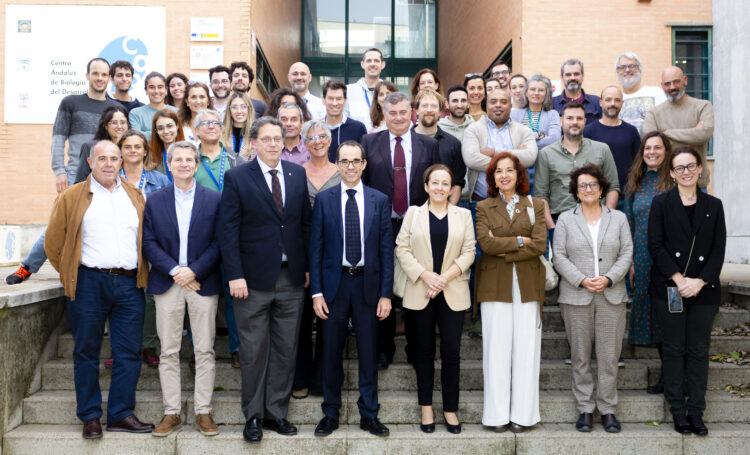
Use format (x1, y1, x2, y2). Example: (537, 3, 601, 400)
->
(196, 413, 220, 436)
(82, 417, 102, 439)
(153, 414, 181, 437)
(142, 348, 160, 366)
(231, 352, 240, 368)
(107, 414, 155, 433)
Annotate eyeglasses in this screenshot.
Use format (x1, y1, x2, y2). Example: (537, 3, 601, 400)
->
(304, 134, 330, 142)
(492, 70, 510, 76)
(258, 136, 283, 144)
(577, 182, 600, 191)
(672, 162, 698, 174)
(616, 64, 639, 73)
(230, 104, 248, 111)
(198, 120, 222, 128)
(212, 78, 230, 85)
(337, 159, 364, 167)
(109, 120, 128, 126)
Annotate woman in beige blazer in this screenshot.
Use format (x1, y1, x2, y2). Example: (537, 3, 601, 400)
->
(475, 152, 546, 434)
(395, 164, 476, 435)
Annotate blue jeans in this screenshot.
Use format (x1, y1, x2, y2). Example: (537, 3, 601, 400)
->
(22, 171, 76, 272)
(68, 267, 145, 423)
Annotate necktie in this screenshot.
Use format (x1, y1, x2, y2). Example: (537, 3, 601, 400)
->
(393, 136, 407, 216)
(269, 169, 283, 215)
(345, 189, 361, 266)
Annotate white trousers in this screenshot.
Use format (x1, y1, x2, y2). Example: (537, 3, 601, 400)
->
(155, 283, 218, 415)
(481, 267, 542, 426)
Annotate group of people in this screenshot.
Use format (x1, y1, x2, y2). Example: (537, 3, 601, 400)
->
(13, 47, 726, 443)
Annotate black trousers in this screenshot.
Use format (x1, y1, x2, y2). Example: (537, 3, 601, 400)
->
(293, 288, 323, 392)
(404, 293, 464, 412)
(653, 298, 717, 415)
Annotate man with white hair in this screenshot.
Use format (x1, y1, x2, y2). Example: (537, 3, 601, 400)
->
(616, 52, 666, 133)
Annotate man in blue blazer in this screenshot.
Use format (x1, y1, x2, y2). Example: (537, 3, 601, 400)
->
(217, 117, 312, 444)
(310, 140, 393, 437)
(142, 141, 222, 437)
(361, 91, 440, 369)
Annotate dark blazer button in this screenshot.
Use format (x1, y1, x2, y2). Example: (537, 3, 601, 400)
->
(599, 258, 602, 262)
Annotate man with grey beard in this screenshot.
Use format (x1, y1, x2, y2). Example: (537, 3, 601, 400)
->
(615, 52, 666, 133)
(552, 59, 601, 125)
(642, 66, 714, 188)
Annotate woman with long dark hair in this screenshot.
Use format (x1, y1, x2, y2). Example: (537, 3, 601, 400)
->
(75, 105, 130, 183)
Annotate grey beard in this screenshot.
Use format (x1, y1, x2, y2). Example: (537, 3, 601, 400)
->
(618, 73, 641, 91)
(666, 88, 686, 102)
(564, 130, 582, 140)
(603, 108, 620, 119)
(565, 82, 581, 92)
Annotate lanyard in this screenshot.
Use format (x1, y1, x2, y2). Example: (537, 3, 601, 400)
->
(201, 147, 227, 192)
(362, 86, 371, 108)
(120, 168, 146, 190)
(162, 151, 173, 182)
(526, 109, 540, 133)
(233, 136, 243, 156)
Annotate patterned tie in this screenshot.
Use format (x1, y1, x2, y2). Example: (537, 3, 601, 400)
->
(269, 169, 283, 215)
(345, 189, 361, 266)
(393, 136, 408, 216)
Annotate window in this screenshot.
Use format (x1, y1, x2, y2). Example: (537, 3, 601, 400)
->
(255, 41, 279, 98)
(672, 28, 711, 101)
(484, 41, 512, 79)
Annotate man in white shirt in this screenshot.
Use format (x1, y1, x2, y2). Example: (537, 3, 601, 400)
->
(44, 140, 154, 439)
(616, 52, 667, 133)
(346, 48, 386, 131)
(209, 65, 233, 116)
(288, 62, 326, 120)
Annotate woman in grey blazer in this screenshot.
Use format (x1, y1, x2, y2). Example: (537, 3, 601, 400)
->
(552, 164, 632, 434)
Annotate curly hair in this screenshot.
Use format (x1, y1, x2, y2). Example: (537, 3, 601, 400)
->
(568, 163, 611, 202)
(485, 152, 530, 198)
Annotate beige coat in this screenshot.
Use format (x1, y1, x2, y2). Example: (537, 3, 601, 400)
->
(395, 203, 476, 311)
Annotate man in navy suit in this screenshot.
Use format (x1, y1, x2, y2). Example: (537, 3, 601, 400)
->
(310, 140, 393, 437)
(218, 116, 312, 444)
(142, 141, 223, 437)
(361, 91, 440, 369)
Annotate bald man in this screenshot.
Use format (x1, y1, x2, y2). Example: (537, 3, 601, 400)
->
(584, 86, 641, 207)
(288, 62, 325, 120)
(643, 66, 714, 188)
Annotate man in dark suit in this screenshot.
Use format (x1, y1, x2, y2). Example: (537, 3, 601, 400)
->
(361, 91, 440, 369)
(310, 141, 393, 437)
(218, 116, 312, 444)
(142, 141, 222, 437)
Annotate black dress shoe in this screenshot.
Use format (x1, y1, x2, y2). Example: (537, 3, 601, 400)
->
(672, 413, 692, 434)
(262, 418, 297, 436)
(647, 376, 664, 394)
(508, 422, 524, 433)
(82, 417, 102, 439)
(687, 414, 708, 436)
(377, 352, 389, 371)
(420, 422, 435, 433)
(314, 416, 339, 437)
(446, 422, 462, 434)
(243, 418, 262, 443)
(601, 414, 621, 433)
(360, 417, 389, 436)
(483, 424, 508, 433)
(106, 414, 154, 433)
(575, 412, 593, 432)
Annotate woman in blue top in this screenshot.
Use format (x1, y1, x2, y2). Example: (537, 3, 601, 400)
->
(510, 74, 561, 193)
(623, 131, 673, 393)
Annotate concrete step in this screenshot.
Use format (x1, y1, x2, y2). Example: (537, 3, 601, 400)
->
(5, 422, 750, 455)
(23, 389, 750, 426)
(53, 330, 750, 362)
(40, 358, 750, 393)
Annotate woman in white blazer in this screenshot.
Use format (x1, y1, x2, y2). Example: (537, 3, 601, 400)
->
(396, 164, 476, 435)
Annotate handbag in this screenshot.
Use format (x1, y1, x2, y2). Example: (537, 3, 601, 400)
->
(525, 195, 559, 291)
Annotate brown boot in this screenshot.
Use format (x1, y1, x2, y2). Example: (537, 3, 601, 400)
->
(195, 413, 219, 436)
(153, 414, 181, 437)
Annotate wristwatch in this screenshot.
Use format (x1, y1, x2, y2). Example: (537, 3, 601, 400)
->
(517, 236, 524, 247)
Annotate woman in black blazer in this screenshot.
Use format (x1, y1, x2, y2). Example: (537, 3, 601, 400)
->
(648, 147, 726, 437)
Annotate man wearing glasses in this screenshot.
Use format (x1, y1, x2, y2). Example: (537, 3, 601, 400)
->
(208, 65, 232, 117)
(615, 52, 667, 133)
(193, 109, 246, 192)
(490, 61, 512, 89)
(218, 117, 312, 444)
(309, 140, 393, 437)
(643, 66, 714, 189)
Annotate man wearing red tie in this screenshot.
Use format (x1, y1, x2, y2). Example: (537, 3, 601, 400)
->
(362, 92, 440, 369)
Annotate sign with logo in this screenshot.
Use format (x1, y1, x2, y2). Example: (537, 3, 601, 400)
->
(4, 5, 166, 124)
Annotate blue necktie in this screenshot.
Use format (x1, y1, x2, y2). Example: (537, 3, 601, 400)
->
(345, 189, 361, 266)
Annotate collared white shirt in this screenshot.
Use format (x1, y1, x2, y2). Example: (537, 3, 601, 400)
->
(589, 219, 601, 277)
(169, 179, 196, 275)
(340, 181, 365, 267)
(257, 158, 287, 261)
(475, 118, 514, 199)
(302, 91, 326, 120)
(81, 176, 139, 270)
(389, 131, 412, 217)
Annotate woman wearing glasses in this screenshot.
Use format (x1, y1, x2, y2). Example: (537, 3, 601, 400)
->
(75, 106, 130, 183)
(648, 147, 726, 436)
(221, 92, 257, 160)
(552, 164, 632, 434)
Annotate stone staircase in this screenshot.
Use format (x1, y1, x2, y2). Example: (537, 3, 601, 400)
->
(4, 300, 750, 454)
